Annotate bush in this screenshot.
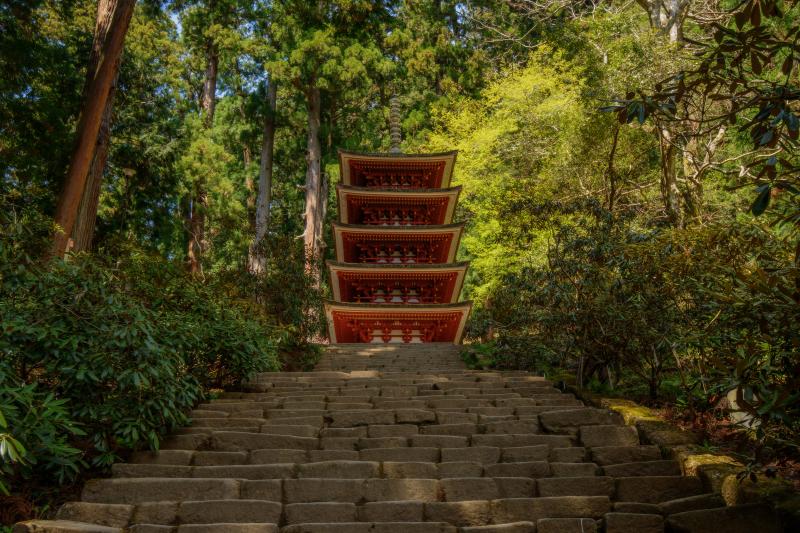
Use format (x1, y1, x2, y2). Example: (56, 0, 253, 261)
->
(0, 373, 85, 494)
(469, 202, 800, 453)
(0, 207, 283, 494)
(242, 234, 327, 370)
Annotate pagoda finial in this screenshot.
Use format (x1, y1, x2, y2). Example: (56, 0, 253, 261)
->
(389, 96, 402, 154)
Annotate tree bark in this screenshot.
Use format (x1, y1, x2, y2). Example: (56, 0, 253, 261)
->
(72, 0, 124, 253)
(50, 0, 135, 257)
(666, 0, 684, 43)
(234, 61, 253, 170)
(658, 126, 683, 227)
(71, 90, 114, 252)
(187, 37, 218, 274)
(302, 85, 323, 279)
(201, 40, 218, 129)
(249, 79, 277, 274)
(635, 0, 690, 227)
(606, 124, 620, 213)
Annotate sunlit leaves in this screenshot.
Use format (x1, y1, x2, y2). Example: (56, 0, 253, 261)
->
(604, 0, 800, 229)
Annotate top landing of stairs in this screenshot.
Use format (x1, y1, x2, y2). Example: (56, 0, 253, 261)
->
(315, 343, 466, 372)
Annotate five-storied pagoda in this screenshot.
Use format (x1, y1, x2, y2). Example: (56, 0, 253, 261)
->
(324, 140, 472, 344)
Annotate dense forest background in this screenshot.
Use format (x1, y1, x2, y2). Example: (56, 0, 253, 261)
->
(1, 0, 799, 521)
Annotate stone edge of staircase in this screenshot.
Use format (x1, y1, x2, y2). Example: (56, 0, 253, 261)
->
(571, 386, 798, 527)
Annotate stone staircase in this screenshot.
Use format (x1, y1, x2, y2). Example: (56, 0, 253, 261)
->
(16, 344, 783, 532)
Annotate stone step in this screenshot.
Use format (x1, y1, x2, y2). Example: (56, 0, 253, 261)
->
(601, 460, 681, 477)
(61, 500, 281, 526)
(158, 433, 589, 455)
(83, 475, 629, 504)
(13, 520, 123, 532)
(75, 474, 711, 509)
(614, 476, 705, 503)
(603, 512, 663, 533)
(282, 523, 456, 533)
(23, 499, 618, 530)
(658, 493, 725, 515)
(120, 460, 586, 478)
(665, 503, 783, 533)
(133, 444, 669, 470)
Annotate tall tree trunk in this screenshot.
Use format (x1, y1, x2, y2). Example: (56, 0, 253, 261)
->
(50, 0, 135, 257)
(249, 79, 277, 274)
(234, 61, 253, 169)
(681, 131, 701, 223)
(658, 126, 683, 227)
(302, 85, 323, 280)
(72, 0, 123, 253)
(666, 0, 684, 43)
(72, 72, 118, 252)
(187, 38, 218, 274)
(637, 0, 693, 227)
(201, 41, 218, 129)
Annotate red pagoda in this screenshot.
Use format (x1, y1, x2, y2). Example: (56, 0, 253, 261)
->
(324, 150, 472, 344)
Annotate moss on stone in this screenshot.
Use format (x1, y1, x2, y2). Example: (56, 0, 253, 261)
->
(720, 475, 800, 528)
(600, 398, 661, 425)
(681, 451, 741, 473)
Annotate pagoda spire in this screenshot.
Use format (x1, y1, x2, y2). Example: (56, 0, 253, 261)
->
(389, 96, 402, 154)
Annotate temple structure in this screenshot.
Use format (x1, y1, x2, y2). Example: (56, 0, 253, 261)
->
(324, 150, 471, 344)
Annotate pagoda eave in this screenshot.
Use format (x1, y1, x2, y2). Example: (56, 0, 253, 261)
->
(325, 301, 472, 344)
(327, 261, 469, 304)
(332, 222, 464, 264)
(336, 184, 462, 226)
(338, 149, 458, 189)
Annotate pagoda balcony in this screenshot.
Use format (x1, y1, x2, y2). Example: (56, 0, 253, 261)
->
(327, 261, 468, 304)
(336, 185, 461, 226)
(332, 222, 463, 264)
(339, 150, 456, 189)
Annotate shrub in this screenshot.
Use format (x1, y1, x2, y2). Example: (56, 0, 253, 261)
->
(0, 370, 85, 493)
(0, 207, 282, 493)
(468, 203, 800, 452)
(240, 234, 327, 370)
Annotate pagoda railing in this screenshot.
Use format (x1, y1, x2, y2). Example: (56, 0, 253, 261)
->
(345, 318, 453, 344)
(353, 243, 442, 264)
(360, 173, 432, 189)
(360, 206, 434, 226)
(345, 280, 448, 304)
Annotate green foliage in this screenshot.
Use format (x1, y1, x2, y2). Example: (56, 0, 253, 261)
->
(0, 376, 85, 494)
(0, 205, 282, 492)
(419, 2, 799, 462)
(426, 46, 590, 299)
(608, 0, 800, 237)
(471, 201, 800, 446)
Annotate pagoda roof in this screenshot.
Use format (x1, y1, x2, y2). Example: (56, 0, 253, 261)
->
(338, 149, 458, 189)
(331, 222, 464, 264)
(327, 260, 469, 304)
(336, 184, 461, 225)
(324, 301, 472, 344)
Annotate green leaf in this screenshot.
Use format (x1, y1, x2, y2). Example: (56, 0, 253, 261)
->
(750, 3, 761, 27)
(751, 51, 762, 74)
(750, 185, 771, 216)
(782, 55, 794, 75)
(735, 11, 749, 29)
